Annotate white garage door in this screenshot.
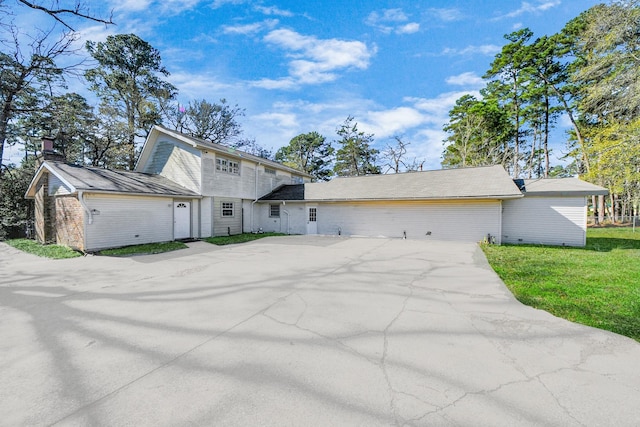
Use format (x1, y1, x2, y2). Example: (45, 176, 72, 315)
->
(315, 200, 502, 243)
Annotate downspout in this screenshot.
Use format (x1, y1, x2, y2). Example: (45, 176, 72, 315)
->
(251, 162, 262, 232)
(77, 191, 93, 225)
(282, 200, 290, 235)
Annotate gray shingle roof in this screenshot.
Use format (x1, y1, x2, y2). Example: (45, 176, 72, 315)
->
(303, 165, 523, 201)
(259, 184, 305, 201)
(523, 178, 608, 196)
(28, 161, 199, 198)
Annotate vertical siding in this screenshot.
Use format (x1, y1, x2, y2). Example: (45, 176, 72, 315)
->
(242, 200, 253, 233)
(312, 200, 501, 243)
(142, 139, 201, 193)
(502, 196, 586, 246)
(212, 197, 242, 236)
(201, 197, 213, 237)
(84, 194, 174, 251)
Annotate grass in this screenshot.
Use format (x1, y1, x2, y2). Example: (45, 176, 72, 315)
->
(99, 241, 188, 256)
(482, 227, 640, 341)
(5, 239, 82, 259)
(203, 232, 286, 245)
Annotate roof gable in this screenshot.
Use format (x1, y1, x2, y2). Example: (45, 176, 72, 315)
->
(26, 161, 199, 199)
(137, 125, 312, 178)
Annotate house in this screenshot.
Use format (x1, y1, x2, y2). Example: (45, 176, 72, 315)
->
(25, 125, 312, 252)
(256, 166, 608, 247)
(25, 126, 608, 251)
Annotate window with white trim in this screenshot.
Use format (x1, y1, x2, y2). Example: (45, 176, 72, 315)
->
(216, 157, 240, 175)
(264, 167, 276, 175)
(221, 202, 234, 217)
(270, 204, 280, 217)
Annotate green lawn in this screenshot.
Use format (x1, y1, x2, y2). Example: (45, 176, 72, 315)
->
(203, 232, 286, 245)
(5, 239, 82, 259)
(99, 241, 187, 256)
(482, 227, 640, 341)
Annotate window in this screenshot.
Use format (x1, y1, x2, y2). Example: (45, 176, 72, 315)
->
(216, 157, 240, 175)
(308, 207, 317, 222)
(291, 176, 304, 184)
(221, 202, 234, 217)
(270, 204, 280, 217)
(264, 167, 276, 175)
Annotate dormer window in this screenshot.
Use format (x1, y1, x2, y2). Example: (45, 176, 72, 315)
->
(216, 157, 240, 175)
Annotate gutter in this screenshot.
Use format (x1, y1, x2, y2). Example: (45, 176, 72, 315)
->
(77, 191, 93, 225)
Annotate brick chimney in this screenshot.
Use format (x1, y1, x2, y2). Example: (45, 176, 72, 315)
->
(36, 136, 65, 168)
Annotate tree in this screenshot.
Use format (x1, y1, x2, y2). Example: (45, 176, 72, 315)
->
(275, 131, 334, 180)
(0, 29, 71, 176)
(333, 116, 380, 176)
(85, 34, 177, 169)
(12, 0, 114, 31)
(572, 1, 640, 121)
(162, 98, 245, 145)
(442, 94, 514, 169)
(232, 137, 273, 160)
(484, 29, 534, 177)
(0, 157, 35, 239)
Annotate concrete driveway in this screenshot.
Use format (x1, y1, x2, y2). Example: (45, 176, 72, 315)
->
(1, 236, 639, 426)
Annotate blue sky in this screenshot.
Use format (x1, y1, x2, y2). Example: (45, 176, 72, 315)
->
(9, 0, 601, 170)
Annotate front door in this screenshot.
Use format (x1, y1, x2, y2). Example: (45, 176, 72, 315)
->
(306, 206, 317, 234)
(174, 201, 191, 239)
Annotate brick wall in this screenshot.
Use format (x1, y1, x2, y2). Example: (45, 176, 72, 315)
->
(55, 196, 85, 251)
(34, 174, 54, 244)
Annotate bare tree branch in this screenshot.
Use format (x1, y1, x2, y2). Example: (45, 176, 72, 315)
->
(17, 0, 114, 31)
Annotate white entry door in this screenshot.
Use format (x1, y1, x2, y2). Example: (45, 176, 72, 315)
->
(306, 206, 317, 234)
(174, 201, 191, 239)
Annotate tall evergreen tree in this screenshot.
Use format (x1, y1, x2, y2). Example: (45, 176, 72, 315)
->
(333, 116, 380, 177)
(275, 131, 334, 180)
(85, 34, 177, 169)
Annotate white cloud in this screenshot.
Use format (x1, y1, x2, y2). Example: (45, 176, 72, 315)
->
(494, 1, 561, 20)
(258, 29, 374, 88)
(111, 0, 152, 12)
(406, 90, 480, 120)
(168, 71, 236, 99)
(445, 72, 485, 88)
(253, 112, 298, 129)
(396, 23, 420, 35)
(441, 44, 501, 56)
(428, 8, 463, 22)
(361, 107, 425, 138)
(254, 5, 294, 17)
(222, 19, 279, 35)
(365, 8, 419, 35)
(211, 0, 245, 8)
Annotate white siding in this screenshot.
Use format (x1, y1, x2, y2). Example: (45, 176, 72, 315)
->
(256, 202, 307, 235)
(142, 139, 201, 193)
(213, 197, 242, 236)
(84, 194, 174, 251)
(315, 200, 501, 242)
(502, 196, 586, 246)
(242, 200, 253, 233)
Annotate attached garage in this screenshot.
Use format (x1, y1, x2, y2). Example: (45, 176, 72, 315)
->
(502, 178, 609, 247)
(259, 165, 524, 244)
(315, 200, 502, 242)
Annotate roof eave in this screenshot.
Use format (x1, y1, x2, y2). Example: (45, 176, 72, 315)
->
(303, 194, 524, 202)
(524, 190, 609, 197)
(73, 189, 202, 199)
